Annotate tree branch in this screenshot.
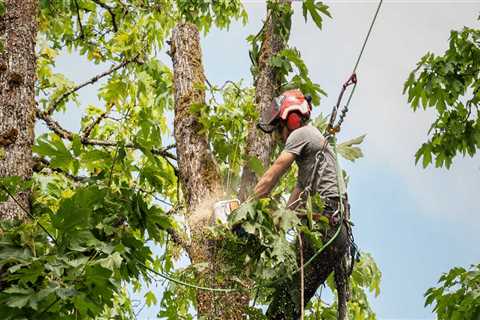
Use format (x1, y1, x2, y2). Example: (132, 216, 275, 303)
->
(36, 108, 177, 161)
(82, 110, 109, 140)
(90, 0, 118, 32)
(74, 0, 85, 39)
(33, 156, 88, 182)
(45, 59, 135, 116)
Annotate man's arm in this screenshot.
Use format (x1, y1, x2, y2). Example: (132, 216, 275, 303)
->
(254, 152, 296, 198)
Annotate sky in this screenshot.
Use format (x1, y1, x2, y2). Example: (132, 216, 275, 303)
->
(48, 1, 480, 319)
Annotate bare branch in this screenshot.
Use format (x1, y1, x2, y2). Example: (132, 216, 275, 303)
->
(90, 0, 118, 32)
(36, 109, 73, 140)
(45, 59, 135, 116)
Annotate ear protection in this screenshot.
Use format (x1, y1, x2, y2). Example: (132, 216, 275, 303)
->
(286, 112, 302, 131)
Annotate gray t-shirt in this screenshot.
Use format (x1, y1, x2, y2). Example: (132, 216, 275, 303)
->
(283, 125, 345, 199)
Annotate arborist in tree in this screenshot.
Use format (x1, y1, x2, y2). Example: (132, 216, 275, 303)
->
(255, 89, 352, 319)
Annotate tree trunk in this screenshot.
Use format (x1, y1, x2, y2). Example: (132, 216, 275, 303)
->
(0, 0, 38, 220)
(171, 22, 249, 319)
(238, 0, 292, 201)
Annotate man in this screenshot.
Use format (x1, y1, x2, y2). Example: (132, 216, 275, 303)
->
(254, 89, 350, 319)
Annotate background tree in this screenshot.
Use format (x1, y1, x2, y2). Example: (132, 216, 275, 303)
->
(0, 1, 381, 319)
(404, 20, 480, 169)
(405, 16, 480, 319)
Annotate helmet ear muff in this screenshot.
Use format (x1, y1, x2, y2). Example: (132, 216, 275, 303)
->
(286, 112, 302, 131)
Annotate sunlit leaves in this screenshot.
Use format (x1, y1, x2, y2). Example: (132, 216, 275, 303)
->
(176, 0, 247, 33)
(33, 134, 79, 174)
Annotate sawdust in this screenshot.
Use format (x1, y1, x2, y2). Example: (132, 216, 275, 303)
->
(187, 190, 224, 231)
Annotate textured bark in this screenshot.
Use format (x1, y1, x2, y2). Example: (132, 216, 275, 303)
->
(239, 1, 291, 201)
(171, 22, 220, 210)
(0, 0, 38, 220)
(171, 22, 249, 319)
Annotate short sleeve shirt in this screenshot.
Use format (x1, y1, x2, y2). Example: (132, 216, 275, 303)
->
(283, 125, 345, 199)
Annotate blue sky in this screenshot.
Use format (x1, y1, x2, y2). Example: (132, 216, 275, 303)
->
(48, 1, 480, 319)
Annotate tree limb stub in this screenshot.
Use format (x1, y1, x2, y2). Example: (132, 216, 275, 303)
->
(239, 0, 292, 201)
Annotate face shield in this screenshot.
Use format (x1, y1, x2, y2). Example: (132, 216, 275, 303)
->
(256, 96, 285, 134)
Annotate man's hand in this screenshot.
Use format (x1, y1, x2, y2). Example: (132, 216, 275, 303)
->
(254, 152, 295, 198)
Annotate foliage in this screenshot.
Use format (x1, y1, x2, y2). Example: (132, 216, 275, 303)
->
(404, 25, 480, 168)
(176, 0, 247, 33)
(425, 264, 480, 320)
(196, 82, 257, 194)
(0, 176, 173, 319)
(248, 1, 330, 106)
(405, 17, 480, 320)
(302, 0, 331, 30)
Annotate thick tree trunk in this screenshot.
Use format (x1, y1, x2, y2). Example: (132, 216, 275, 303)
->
(171, 22, 249, 319)
(171, 22, 221, 210)
(239, 1, 292, 201)
(0, 0, 38, 220)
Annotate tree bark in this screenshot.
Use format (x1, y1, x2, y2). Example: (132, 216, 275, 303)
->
(171, 22, 221, 210)
(0, 0, 38, 220)
(239, 0, 292, 201)
(171, 22, 249, 319)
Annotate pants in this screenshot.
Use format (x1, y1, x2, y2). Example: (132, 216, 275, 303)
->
(266, 213, 350, 319)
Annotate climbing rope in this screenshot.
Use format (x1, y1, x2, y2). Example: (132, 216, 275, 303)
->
(327, 0, 383, 135)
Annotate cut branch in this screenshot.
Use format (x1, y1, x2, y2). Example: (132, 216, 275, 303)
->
(45, 59, 135, 116)
(36, 109, 177, 161)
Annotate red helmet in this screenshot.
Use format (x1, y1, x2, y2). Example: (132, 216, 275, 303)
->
(268, 89, 312, 125)
(258, 89, 312, 133)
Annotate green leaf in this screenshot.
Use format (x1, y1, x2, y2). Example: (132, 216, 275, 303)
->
(247, 157, 265, 177)
(337, 134, 366, 162)
(145, 291, 157, 307)
(33, 134, 74, 172)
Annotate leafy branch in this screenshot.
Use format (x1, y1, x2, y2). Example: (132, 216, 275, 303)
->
(35, 109, 177, 161)
(90, 0, 118, 32)
(44, 58, 138, 116)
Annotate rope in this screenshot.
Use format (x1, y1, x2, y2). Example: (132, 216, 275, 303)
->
(329, 0, 383, 134)
(352, 0, 383, 75)
(138, 260, 241, 293)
